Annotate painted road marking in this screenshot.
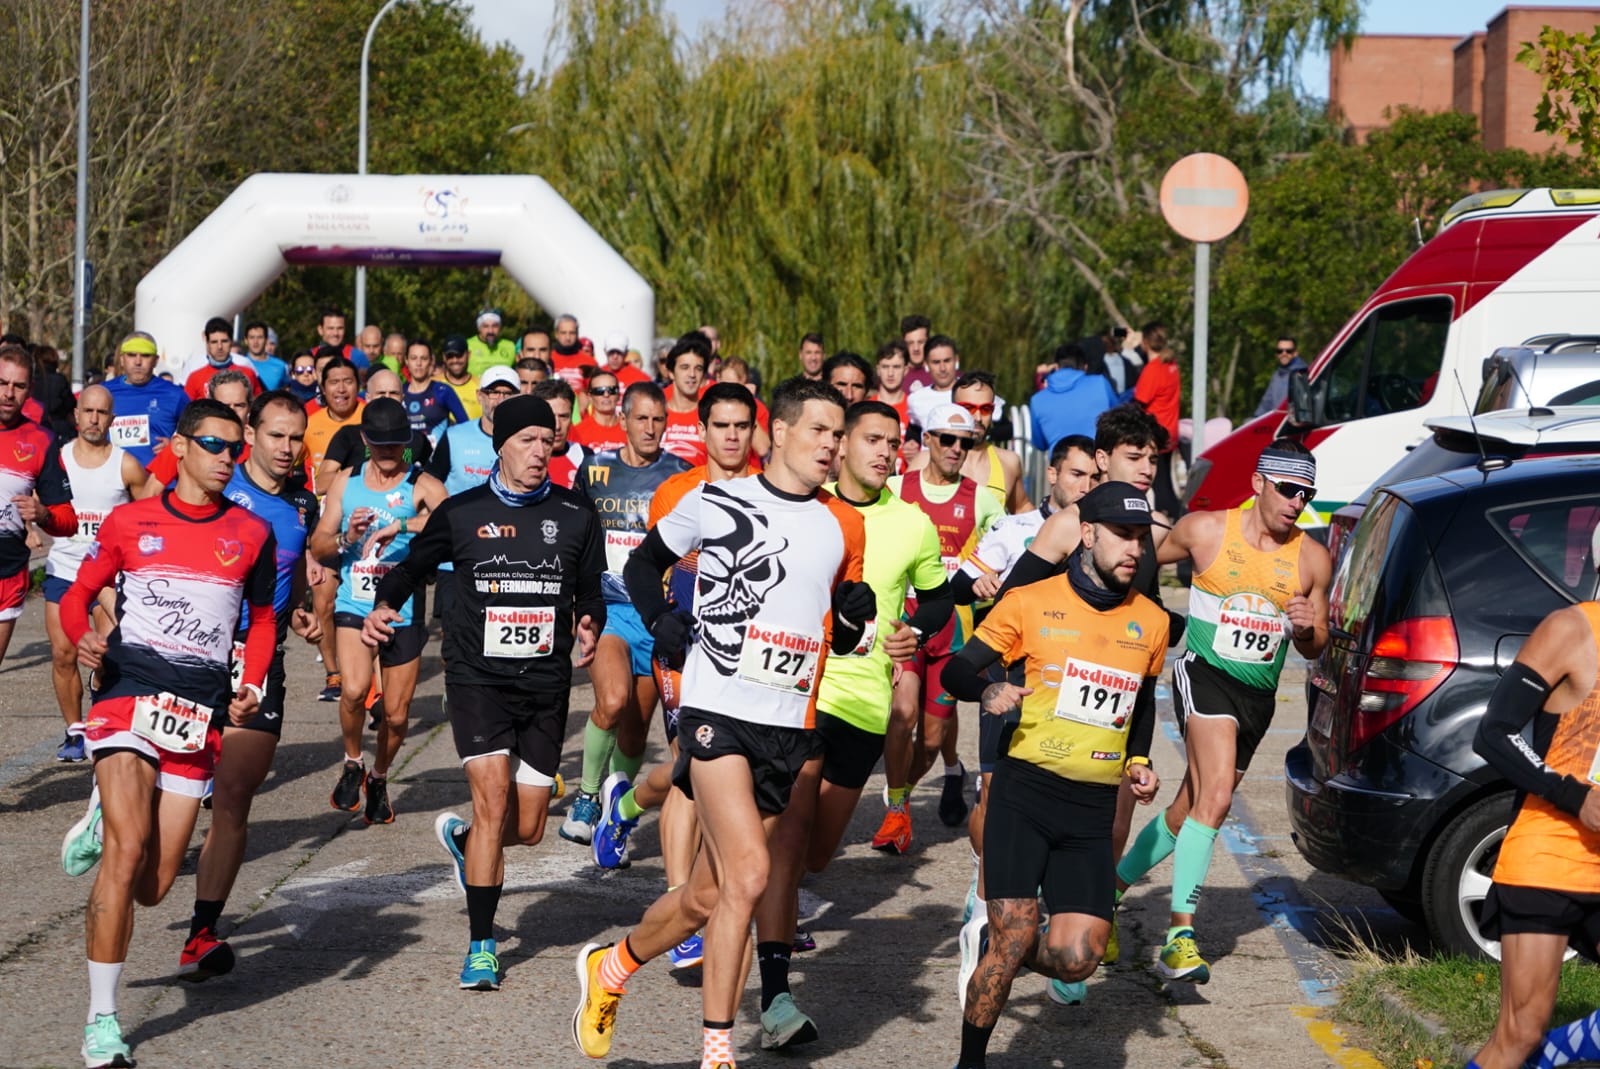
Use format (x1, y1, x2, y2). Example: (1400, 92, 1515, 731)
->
(1294, 1006, 1388, 1068)
(0, 738, 68, 793)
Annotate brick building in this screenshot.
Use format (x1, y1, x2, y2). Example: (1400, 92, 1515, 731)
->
(1329, 5, 1600, 153)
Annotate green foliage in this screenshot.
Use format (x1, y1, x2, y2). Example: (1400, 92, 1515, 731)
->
(1520, 24, 1600, 166)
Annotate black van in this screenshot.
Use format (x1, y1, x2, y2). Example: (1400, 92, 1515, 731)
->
(1286, 454, 1600, 958)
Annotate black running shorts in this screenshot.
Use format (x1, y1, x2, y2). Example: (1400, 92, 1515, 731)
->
(814, 709, 883, 791)
(672, 707, 817, 815)
(334, 613, 426, 668)
(982, 757, 1117, 919)
(447, 681, 569, 788)
(224, 647, 287, 738)
(1480, 883, 1600, 950)
(1171, 651, 1278, 773)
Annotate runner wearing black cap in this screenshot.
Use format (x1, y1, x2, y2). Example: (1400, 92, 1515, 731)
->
(438, 334, 483, 421)
(1113, 438, 1330, 985)
(941, 481, 1170, 1069)
(308, 397, 443, 825)
(364, 394, 606, 992)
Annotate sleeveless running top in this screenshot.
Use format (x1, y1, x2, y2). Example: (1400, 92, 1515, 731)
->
(47, 443, 131, 582)
(983, 444, 1007, 503)
(334, 463, 421, 624)
(898, 470, 982, 579)
(1495, 602, 1600, 893)
(1185, 507, 1302, 690)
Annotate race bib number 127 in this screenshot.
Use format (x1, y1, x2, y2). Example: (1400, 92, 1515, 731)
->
(738, 626, 822, 693)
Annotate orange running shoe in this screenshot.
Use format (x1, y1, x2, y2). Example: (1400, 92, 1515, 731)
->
(870, 805, 912, 854)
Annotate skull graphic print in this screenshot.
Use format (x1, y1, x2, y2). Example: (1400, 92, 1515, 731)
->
(695, 486, 788, 675)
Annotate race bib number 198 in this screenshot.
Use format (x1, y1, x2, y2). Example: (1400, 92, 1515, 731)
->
(483, 606, 556, 658)
(131, 692, 211, 753)
(1211, 593, 1285, 664)
(738, 625, 822, 693)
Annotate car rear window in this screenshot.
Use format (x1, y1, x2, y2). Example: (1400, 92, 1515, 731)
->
(1487, 498, 1600, 601)
(1331, 492, 1449, 638)
(1547, 379, 1600, 406)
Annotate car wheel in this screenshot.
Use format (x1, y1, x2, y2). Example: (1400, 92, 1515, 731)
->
(1421, 793, 1512, 961)
(1377, 890, 1426, 927)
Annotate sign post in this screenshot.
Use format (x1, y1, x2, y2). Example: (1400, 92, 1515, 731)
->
(1158, 153, 1249, 460)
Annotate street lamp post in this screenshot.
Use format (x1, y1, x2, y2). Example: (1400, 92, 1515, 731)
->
(72, 0, 90, 386)
(356, 0, 405, 333)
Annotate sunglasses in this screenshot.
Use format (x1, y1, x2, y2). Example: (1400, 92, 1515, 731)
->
(1275, 347, 1296, 354)
(185, 433, 245, 459)
(590, 385, 621, 396)
(1270, 479, 1315, 502)
(293, 366, 316, 375)
(955, 401, 995, 417)
(934, 432, 976, 451)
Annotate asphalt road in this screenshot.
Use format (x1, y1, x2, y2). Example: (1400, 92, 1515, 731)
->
(0, 587, 1407, 1069)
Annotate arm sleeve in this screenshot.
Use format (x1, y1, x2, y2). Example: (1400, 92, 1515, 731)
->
(61, 511, 124, 645)
(906, 579, 954, 636)
(1473, 662, 1592, 816)
(941, 637, 1005, 703)
(239, 533, 278, 690)
(951, 569, 978, 606)
(423, 432, 452, 482)
(623, 528, 681, 629)
(994, 550, 1059, 602)
(373, 502, 454, 609)
(1125, 676, 1158, 761)
(444, 387, 470, 425)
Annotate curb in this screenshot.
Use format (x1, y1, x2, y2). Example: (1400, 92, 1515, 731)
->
(1373, 987, 1479, 1066)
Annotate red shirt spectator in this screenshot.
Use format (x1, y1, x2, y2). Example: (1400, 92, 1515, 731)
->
(185, 362, 260, 401)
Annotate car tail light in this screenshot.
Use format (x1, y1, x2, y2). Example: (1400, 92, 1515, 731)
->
(1348, 616, 1458, 753)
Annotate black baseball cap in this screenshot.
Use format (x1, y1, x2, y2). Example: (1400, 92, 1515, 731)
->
(361, 397, 412, 446)
(1078, 481, 1167, 527)
(442, 334, 468, 356)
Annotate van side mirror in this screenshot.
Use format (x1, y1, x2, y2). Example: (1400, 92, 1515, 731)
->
(1288, 369, 1318, 426)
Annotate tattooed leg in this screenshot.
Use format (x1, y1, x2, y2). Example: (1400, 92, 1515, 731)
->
(963, 898, 1041, 1029)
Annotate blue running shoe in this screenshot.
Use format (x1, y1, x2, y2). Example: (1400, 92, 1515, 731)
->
(434, 812, 468, 894)
(670, 932, 704, 970)
(559, 792, 601, 845)
(57, 732, 86, 763)
(459, 938, 501, 990)
(593, 772, 637, 870)
(1048, 979, 1087, 1005)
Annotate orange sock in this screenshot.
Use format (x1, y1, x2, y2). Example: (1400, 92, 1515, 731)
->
(701, 1020, 735, 1068)
(598, 938, 642, 993)
(364, 677, 381, 710)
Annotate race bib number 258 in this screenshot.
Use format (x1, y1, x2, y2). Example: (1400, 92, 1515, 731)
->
(483, 606, 556, 658)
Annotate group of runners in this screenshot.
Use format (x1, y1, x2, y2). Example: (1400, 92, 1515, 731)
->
(2, 306, 1596, 1069)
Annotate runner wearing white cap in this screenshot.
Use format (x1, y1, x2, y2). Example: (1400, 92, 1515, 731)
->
(468, 310, 517, 377)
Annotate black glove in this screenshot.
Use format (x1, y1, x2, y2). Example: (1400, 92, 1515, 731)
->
(649, 610, 696, 670)
(832, 580, 876, 628)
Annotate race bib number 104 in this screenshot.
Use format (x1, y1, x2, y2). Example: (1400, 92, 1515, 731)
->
(131, 692, 212, 753)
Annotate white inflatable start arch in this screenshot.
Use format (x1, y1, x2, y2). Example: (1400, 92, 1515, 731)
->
(135, 173, 654, 366)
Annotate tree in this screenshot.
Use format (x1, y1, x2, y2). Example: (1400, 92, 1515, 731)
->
(1519, 23, 1600, 165)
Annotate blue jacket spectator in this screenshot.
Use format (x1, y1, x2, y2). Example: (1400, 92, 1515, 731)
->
(1253, 336, 1309, 417)
(1030, 348, 1118, 451)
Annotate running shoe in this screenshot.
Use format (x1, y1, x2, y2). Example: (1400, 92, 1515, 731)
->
(1047, 979, 1087, 1005)
(1157, 928, 1211, 984)
(870, 805, 912, 854)
(1103, 910, 1119, 966)
(962, 869, 980, 924)
(939, 761, 969, 827)
(81, 1012, 132, 1069)
(459, 938, 501, 991)
(57, 732, 86, 763)
(318, 673, 342, 703)
(330, 759, 365, 812)
(759, 991, 818, 1050)
(572, 942, 623, 1058)
(200, 777, 214, 811)
(669, 932, 703, 970)
(61, 799, 103, 877)
(434, 812, 468, 894)
(791, 929, 816, 953)
(593, 773, 637, 870)
(366, 693, 384, 732)
(956, 912, 988, 1012)
(550, 772, 565, 800)
(559, 791, 600, 845)
(178, 926, 236, 982)
(363, 774, 394, 825)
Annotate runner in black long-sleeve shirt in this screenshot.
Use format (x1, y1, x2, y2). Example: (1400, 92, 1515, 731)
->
(362, 395, 605, 994)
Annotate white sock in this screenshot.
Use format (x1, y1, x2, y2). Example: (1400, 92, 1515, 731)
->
(345, 753, 363, 764)
(87, 960, 122, 1022)
(944, 758, 963, 776)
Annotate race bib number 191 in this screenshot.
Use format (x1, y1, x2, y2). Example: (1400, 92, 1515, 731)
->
(483, 606, 556, 658)
(1053, 659, 1141, 731)
(738, 626, 822, 693)
(131, 692, 211, 753)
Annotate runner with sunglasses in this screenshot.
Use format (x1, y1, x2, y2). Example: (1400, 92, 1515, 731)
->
(951, 371, 1028, 513)
(1113, 438, 1329, 984)
(873, 404, 1004, 853)
(570, 370, 627, 454)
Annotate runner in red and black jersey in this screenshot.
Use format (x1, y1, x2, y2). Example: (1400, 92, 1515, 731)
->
(57, 398, 277, 1069)
(0, 343, 75, 667)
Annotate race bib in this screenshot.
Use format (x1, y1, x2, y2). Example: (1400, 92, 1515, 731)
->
(109, 415, 151, 448)
(941, 554, 962, 579)
(229, 640, 246, 692)
(74, 510, 107, 542)
(604, 529, 645, 575)
(846, 618, 878, 657)
(1054, 659, 1141, 731)
(483, 606, 556, 658)
(1211, 593, 1285, 664)
(738, 625, 823, 694)
(131, 692, 212, 754)
(350, 559, 392, 605)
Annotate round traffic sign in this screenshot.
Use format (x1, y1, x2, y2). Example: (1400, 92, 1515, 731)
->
(1160, 153, 1249, 243)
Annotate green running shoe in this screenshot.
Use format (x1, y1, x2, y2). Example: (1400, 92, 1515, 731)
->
(1157, 928, 1210, 984)
(759, 991, 818, 1050)
(62, 802, 103, 878)
(81, 1012, 132, 1068)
